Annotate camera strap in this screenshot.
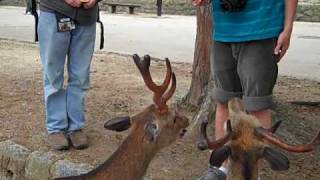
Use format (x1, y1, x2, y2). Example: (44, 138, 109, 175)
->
(28, 0, 38, 42)
(220, 0, 247, 12)
(97, 7, 104, 50)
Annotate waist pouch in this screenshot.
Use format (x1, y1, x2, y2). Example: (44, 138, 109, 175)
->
(55, 12, 76, 32)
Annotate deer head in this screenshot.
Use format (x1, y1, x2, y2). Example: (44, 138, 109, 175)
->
(198, 98, 320, 180)
(104, 54, 189, 151)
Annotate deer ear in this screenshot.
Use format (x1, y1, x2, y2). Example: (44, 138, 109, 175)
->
(263, 146, 289, 171)
(104, 116, 131, 132)
(144, 122, 159, 143)
(209, 146, 231, 167)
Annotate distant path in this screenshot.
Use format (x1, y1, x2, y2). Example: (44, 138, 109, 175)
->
(0, 6, 319, 81)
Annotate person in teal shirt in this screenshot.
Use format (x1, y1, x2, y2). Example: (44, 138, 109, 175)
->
(194, 0, 298, 179)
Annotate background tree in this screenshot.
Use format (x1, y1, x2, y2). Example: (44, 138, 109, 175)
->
(182, 1, 214, 133)
(156, 0, 162, 16)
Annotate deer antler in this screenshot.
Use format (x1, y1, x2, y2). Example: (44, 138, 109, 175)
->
(269, 120, 282, 133)
(198, 119, 233, 150)
(133, 54, 175, 113)
(162, 72, 176, 103)
(255, 127, 320, 153)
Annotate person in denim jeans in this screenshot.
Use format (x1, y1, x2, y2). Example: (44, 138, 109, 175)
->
(38, 0, 101, 150)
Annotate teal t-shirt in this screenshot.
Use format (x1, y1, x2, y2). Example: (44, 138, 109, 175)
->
(212, 0, 285, 42)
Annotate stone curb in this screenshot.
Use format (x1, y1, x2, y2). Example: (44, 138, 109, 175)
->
(0, 140, 93, 180)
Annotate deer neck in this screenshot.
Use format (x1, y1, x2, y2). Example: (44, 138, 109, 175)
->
(85, 127, 158, 180)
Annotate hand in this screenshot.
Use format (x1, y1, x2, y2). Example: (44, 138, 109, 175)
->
(193, 0, 209, 6)
(65, 0, 82, 8)
(83, 0, 97, 9)
(274, 31, 291, 61)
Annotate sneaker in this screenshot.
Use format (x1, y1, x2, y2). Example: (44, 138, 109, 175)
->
(47, 132, 69, 151)
(197, 166, 226, 180)
(68, 130, 89, 150)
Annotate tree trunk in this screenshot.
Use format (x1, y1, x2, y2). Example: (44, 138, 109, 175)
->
(182, 3, 215, 136)
(185, 3, 213, 107)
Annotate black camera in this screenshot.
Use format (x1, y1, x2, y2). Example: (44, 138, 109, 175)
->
(220, 0, 247, 12)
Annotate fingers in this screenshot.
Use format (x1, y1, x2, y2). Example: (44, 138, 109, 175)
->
(66, 0, 95, 8)
(65, 0, 82, 7)
(274, 39, 282, 56)
(274, 31, 291, 61)
(275, 43, 289, 60)
(72, 0, 82, 7)
(83, 0, 96, 8)
(279, 45, 289, 60)
(277, 46, 288, 60)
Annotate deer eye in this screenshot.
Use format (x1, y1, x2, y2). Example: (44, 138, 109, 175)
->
(144, 122, 159, 142)
(148, 123, 157, 130)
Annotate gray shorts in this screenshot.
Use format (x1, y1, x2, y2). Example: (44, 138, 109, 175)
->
(211, 38, 279, 111)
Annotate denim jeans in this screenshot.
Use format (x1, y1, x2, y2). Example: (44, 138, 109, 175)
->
(38, 11, 96, 134)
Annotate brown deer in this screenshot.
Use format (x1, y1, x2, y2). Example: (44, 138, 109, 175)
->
(55, 54, 189, 180)
(198, 98, 320, 180)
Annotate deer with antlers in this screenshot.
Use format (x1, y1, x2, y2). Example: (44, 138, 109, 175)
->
(55, 54, 189, 180)
(198, 98, 320, 180)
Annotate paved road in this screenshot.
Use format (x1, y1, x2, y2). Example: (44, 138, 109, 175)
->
(0, 6, 319, 81)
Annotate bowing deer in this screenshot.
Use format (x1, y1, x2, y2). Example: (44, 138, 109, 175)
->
(55, 54, 189, 180)
(198, 98, 320, 180)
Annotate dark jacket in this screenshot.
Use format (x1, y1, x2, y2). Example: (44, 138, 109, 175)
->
(40, 0, 101, 25)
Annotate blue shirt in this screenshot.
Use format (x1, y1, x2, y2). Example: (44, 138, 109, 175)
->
(213, 0, 285, 42)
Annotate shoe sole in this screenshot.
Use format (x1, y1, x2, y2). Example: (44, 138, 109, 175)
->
(68, 135, 89, 150)
(72, 144, 89, 150)
(52, 144, 70, 151)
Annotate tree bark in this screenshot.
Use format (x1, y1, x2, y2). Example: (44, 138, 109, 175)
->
(182, 2, 215, 137)
(184, 3, 213, 108)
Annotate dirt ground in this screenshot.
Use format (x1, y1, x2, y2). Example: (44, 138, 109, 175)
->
(0, 39, 319, 180)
